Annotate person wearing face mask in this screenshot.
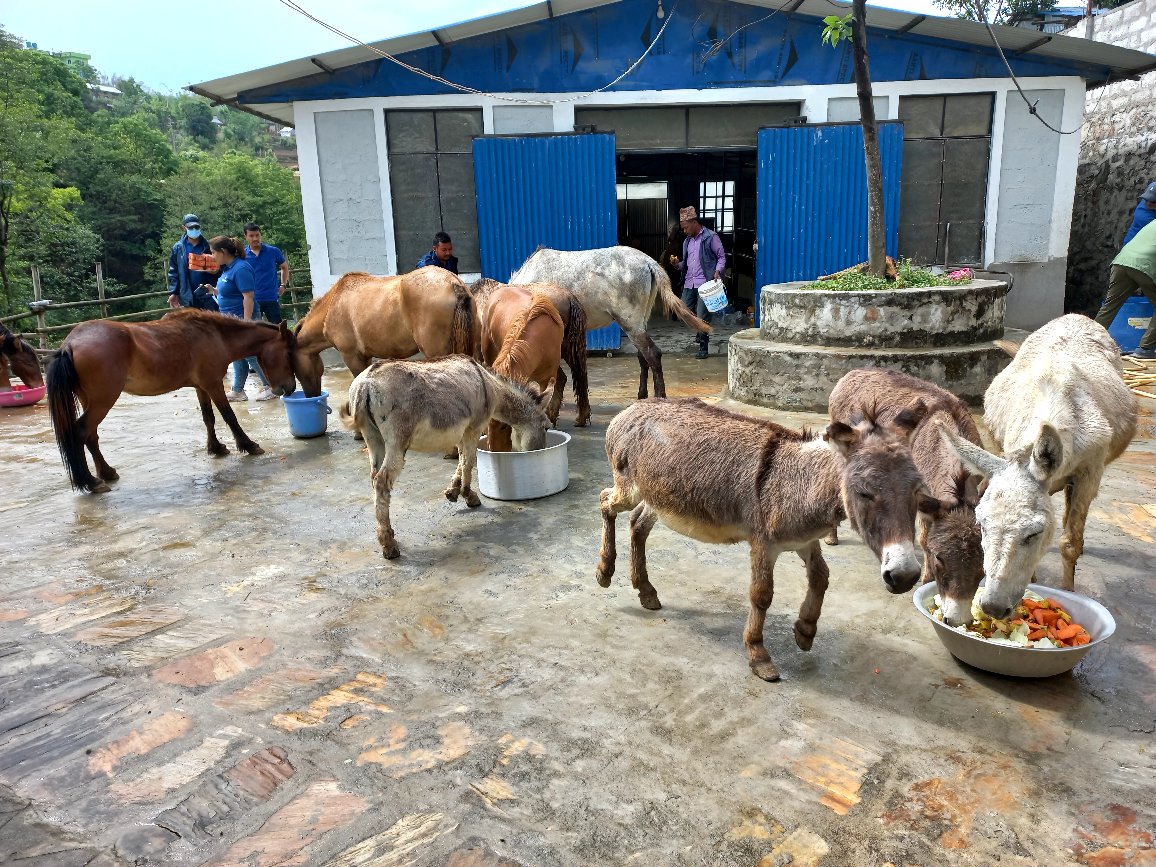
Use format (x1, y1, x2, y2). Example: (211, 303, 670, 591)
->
(167, 214, 219, 310)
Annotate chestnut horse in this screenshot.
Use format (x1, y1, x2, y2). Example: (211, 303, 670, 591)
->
(47, 309, 297, 494)
(0, 322, 43, 390)
(477, 283, 565, 452)
(292, 267, 476, 397)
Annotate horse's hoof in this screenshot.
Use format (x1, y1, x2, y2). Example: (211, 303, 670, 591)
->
(100, 469, 120, 482)
(209, 445, 229, 457)
(444, 488, 460, 503)
(443, 451, 459, 460)
(88, 481, 112, 495)
(750, 659, 781, 683)
(382, 545, 401, 560)
(793, 620, 817, 652)
(639, 593, 662, 611)
(243, 445, 265, 456)
(354, 432, 364, 442)
(575, 417, 590, 428)
(595, 566, 613, 588)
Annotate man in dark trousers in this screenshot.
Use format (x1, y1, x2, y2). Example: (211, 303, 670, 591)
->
(415, 231, 459, 274)
(1095, 219, 1156, 358)
(167, 214, 218, 310)
(670, 206, 725, 359)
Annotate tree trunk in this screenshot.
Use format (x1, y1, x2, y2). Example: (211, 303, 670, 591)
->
(0, 190, 11, 316)
(852, 0, 887, 278)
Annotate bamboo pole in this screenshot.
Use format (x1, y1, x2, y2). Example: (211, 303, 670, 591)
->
(96, 263, 108, 318)
(31, 265, 45, 349)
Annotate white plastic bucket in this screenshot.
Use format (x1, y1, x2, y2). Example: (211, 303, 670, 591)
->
(476, 430, 570, 500)
(697, 279, 729, 313)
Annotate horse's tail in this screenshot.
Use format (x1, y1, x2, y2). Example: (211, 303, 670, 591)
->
(651, 260, 711, 334)
(559, 290, 590, 417)
(450, 283, 477, 359)
(46, 348, 90, 491)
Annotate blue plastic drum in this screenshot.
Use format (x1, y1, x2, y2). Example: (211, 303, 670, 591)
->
(1107, 296, 1153, 354)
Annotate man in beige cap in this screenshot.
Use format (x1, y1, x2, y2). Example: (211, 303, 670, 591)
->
(669, 205, 725, 358)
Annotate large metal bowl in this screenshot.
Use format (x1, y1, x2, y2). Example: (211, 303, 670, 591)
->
(913, 582, 1116, 677)
(476, 430, 570, 501)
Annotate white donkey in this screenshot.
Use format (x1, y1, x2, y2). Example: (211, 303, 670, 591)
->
(939, 315, 1136, 619)
(340, 356, 552, 559)
(510, 246, 710, 401)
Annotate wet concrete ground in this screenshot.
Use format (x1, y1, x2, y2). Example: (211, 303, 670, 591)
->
(0, 343, 1154, 866)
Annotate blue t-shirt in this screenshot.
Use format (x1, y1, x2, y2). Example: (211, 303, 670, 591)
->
(245, 243, 286, 302)
(215, 258, 257, 317)
(1123, 201, 1156, 246)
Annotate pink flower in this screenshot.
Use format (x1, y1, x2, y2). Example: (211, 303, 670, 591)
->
(948, 268, 973, 282)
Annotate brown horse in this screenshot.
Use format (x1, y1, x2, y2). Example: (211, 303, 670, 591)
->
(0, 322, 43, 390)
(47, 309, 297, 494)
(292, 267, 476, 397)
(477, 283, 564, 452)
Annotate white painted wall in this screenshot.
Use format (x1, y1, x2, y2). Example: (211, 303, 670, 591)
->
(290, 75, 1085, 330)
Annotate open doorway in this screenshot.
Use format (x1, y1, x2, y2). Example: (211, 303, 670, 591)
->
(615, 150, 758, 315)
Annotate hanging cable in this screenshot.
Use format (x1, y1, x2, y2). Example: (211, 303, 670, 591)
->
(699, 0, 798, 60)
(276, 0, 679, 106)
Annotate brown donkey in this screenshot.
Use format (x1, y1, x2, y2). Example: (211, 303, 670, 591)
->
(477, 283, 563, 451)
(830, 369, 985, 626)
(340, 356, 552, 559)
(596, 398, 950, 682)
(0, 322, 43, 390)
(47, 310, 297, 493)
(292, 267, 476, 397)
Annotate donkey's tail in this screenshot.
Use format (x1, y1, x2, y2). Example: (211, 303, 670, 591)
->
(651, 261, 711, 334)
(47, 349, 93, 491)
(339, 377, 370, 434)
(994, 339, 1020, 358)
(450, 283, 477, 359)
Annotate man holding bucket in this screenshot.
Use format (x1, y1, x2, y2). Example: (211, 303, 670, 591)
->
(670, 206, 726, 359)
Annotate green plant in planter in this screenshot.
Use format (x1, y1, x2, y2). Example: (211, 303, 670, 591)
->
(802, 261, 973, 291)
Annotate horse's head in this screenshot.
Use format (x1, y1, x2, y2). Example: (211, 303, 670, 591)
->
(290, 319, 324, 397)
(255, 322, 298, 397)
(826, 399, 953, 594)
(0, 324, 43, 389)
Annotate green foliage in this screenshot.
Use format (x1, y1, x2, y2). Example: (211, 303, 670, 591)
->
(802, 260, 974, 291)
(0, 28, 303, 318)
(931, 0, 1059, 25)
(821, 14, 854, 47)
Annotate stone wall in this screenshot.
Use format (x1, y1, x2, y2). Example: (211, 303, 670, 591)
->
(1066, 0, 1156, 315)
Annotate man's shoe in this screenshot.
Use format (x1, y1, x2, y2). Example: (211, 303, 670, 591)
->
(226, 390, 248, 402)
(254, 387, 276, 401)
(1132, 346, 1156, 360)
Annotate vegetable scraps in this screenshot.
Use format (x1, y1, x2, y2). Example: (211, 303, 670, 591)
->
(927, 589, 1092, 649)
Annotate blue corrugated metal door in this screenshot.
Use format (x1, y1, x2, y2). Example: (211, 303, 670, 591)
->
(755, 122, 903, 306)
(473, 132, 621, 350)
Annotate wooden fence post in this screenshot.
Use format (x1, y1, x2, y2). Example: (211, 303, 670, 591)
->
(96, 263, 108, 318)
(31, 264, 46, 349)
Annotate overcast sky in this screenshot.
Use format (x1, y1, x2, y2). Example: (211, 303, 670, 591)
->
(3, 0, 943, 92)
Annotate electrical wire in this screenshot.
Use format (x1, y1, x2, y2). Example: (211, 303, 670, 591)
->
(276, 0, 679, 106)
(700, 0, 798, 60)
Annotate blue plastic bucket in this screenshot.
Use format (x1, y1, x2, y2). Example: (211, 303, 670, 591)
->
(281, 390, 331, 438)
(1107, 296, 1153, 354)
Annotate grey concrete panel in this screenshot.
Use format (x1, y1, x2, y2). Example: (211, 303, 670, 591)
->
(493, 105, 554, 134)
(826, 96, 888, 123)
(991, 256, 1069, 329)
(994, 89, 1064, 264)
(315, 109, 391, 275)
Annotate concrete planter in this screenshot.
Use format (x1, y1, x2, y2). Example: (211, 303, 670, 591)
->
(729, 278, 1014, 412)
(759, 279, 1008, 348)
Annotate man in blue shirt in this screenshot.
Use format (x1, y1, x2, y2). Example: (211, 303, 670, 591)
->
(415, 232, 459, 274)
(167, 214, 219, 310)
(1122, 182, 1156, 246)
(243, 222, 290, 324)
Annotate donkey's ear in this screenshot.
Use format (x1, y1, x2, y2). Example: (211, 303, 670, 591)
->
(824, 421, 859, 455)
(962, 473, 985, 508)
(937, 421, 1007, 480)
(1029, 423, 1064, 481)
(890, 397, 929, 440)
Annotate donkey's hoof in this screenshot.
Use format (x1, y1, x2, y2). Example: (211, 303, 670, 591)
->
(242, 444, 265, 456)
(595, 565, 613, 587)
(444, 488, 460, 503)
(639, 593, 662, 611)
(465, 492, 481, 508)
(822, 530, 839, 546)
(443, 450, 459, 460)
(353, 431, 365, 442)
(793, 619, 817, 651)
(750, 659, 781, 682)
(382, 545, 401, 560)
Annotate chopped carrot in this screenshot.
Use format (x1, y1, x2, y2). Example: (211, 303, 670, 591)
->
(1071, 634, 1091, 646)
(1046, 598, 1063, 609)
(1039, 609, 1061, 625)
(1027, 629, 1047, 640)
(1031, 609, 1047, 625)
(1054, 624, 1082, 641)
(1023, 599, 1040, 610)
(1011, 618, 1027, 626)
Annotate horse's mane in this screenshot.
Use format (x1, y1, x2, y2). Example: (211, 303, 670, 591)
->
(493, 291, 563, 380)
(164, 308, 280, 334)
